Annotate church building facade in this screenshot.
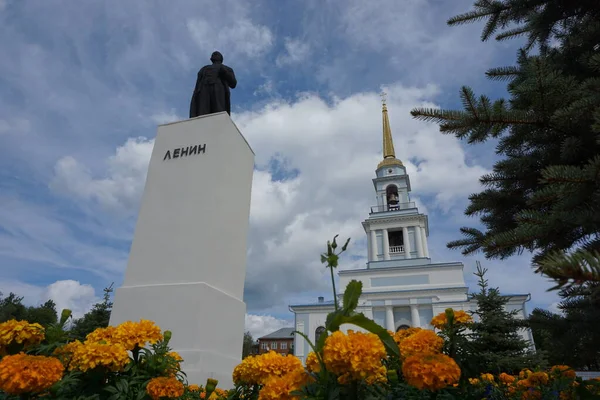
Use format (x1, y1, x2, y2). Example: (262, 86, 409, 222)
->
(289, 96, 534, 364)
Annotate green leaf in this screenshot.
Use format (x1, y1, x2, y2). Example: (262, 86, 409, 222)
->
(342, 280, 362, 314)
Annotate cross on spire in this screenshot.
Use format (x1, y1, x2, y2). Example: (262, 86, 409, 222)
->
(380, 91, 387, 106)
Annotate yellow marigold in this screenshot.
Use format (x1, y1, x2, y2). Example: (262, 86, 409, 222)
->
(0, 320, 45, 349)
(258, 368, 312, 400)
(69, 342, 130, 372)
(430, 309, 473, 330)
(305, 352, 321, 373)
(480, 373, 495, 383)
(499, 372, 516, 384)
(146, 376, 184, 400)
(114, 320, 163, 350)
(550, 365, 576, 379)
(402, 353, 460, 391)
(188, 384, 201, 391)
(322, 330, 387, 385)
(393, 327, 422, 345)
(398, 329, 443, 358)
(469, 378, 480, 385)
(53, 340, 83, 366)
(519, 369, 533, 379)
(85, 326, 119, 344)
(232, 351, 303, 385)
(0, 353, 64, 395)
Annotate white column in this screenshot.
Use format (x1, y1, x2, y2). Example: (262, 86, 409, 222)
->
(402, 227, 411, 259)
(385, 306, 395, 331)
(410, 304, 420, 328)
(370, 229, 378, 261)
(415, 226, 424, 258)
(382, 229, 390, 260)
(420, 226, 429, 258)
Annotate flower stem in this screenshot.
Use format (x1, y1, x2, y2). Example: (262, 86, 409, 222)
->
(330, 265, 338, 311)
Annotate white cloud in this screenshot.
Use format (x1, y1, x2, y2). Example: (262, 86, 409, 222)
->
(245, 314, 291, 339)
(276, 37, 311, 67)
(0, 279, 98, 320)
(50, 137, 154, 213)
(48, 85, 506, 312)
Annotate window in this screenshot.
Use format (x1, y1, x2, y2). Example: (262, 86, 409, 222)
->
(271, 341, 277, 350)
(396, 324, 410, 331)
(281, 342, 287, 350)
(315, 326, 326, 344)
(261, 342, 267, 349)
(386, 185, 399, 209)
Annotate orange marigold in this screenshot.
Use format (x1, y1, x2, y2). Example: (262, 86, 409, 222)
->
(480, 373, 495, 383)
(430, 309, 472, 330)
(146, 376, 184, 400)
(322, 330, 387, 385)
(0, 353, 64, 395)
(258, 368, 312, 400)
(499, 372, 516, 384)
(398, 329, 443, 358)
(188, 384, 201, 392)
(550, 365, 577, 379)
(69, 342, 130, 372)
(0, 320, 45, 349)
(85, 326, 119, 344)
(528, 372, 549, 386)
(392, 327, 422, 345)
(305, 351, 321, 373)
(402, 353, 461, 391)
(232, 351, 303, 385)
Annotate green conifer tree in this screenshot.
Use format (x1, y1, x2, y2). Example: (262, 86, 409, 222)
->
(69, 284, 113, 340)
(468, 263, 543, 375)
(529, 282, 600, 369)
(410, 0, 600, 288)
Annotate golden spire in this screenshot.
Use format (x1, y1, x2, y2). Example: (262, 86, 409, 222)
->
(377, 91, 403, 169)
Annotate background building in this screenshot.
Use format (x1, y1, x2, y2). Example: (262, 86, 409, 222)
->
(257, 327, 295, 355)
(290, 97, 534, 364)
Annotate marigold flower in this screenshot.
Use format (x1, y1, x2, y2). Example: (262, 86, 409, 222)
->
(0, 320, 45, 349)
(402, 353, 460, 391)
(85, 326, 119, 344)
(146, 376, 184, 400)
(258, 368, 312, 400)
(305, 352, 321, 373)
(480, 373, 495, 383)
(115, 320, 163, 350)
(69, 342, 130, 372)
(392, 327, 421, 345)
(188, 384, 201, 391)
(519, 369, 533, 379)
(528, 372, 549, 386)
(53, 340, 84, 367)
(468, 378, 480, 385)
(430, 309, 473, 330)
(232, 351, 304, 385)
(0, 353, 64, 395)
(499, 372, 516, 384)
(550, 365, 577, 379)
(398, 329, 443, 358)
(322, 330, 387, 385)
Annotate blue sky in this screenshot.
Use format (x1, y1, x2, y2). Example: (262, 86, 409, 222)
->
(0, 0, 559, 338)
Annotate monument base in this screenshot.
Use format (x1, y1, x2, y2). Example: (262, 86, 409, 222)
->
(111, 281, 245, 388)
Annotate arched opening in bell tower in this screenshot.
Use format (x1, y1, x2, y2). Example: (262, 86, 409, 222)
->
(386, 185, 399, 210)
(388, 230, 404, 254)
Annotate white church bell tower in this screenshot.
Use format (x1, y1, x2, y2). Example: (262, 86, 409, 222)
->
(364, 93, 430, 268)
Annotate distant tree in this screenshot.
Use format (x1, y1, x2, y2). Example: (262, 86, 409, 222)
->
(467, 263, 544, 375)
(242, 331, 255, 359)
(0, 292, 58, 327)
(529, 283, 600, 370)
(69, 284, 113, 341)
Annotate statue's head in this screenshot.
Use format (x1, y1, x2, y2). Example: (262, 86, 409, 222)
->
(210, 51, 224, 63)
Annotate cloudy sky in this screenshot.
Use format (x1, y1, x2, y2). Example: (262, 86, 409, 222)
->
(0, 0, 560, 339)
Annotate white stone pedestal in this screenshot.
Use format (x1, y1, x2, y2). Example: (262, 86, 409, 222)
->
(110, 112, 254, 389)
